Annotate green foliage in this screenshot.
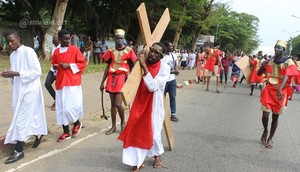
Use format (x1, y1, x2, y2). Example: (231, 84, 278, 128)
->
(0, 0, 261, 54)
(291, 35, 300, 56)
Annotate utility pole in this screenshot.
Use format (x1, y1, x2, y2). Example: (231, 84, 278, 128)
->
(215, 22, 221, 42)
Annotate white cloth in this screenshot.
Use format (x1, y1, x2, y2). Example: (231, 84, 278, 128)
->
(33, 36, 39, 49)
(56, 86, 83, 125)
(50, 44, 60, 73)
(122, 62, 169, 167)
(181, 53, 188, 61)
(5, 45, 47, 144)
(188, 53, 196, 68)
(162, 52, 177, 82)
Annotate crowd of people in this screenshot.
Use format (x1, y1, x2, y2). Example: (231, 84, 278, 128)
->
(1, 28, 300, 172)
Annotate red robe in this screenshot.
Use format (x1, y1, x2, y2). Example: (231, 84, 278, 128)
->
(102, 46, 137, 93)
(249, 58, 264, 83)
(260, 59, 298, 114)
(52, 45, 86, 90)
(204, 48, 222, 74)
(118, 61, 161, 149)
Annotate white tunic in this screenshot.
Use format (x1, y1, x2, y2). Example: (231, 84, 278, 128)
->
(122, 61, 170, 167)
(5, 45, 47, 144)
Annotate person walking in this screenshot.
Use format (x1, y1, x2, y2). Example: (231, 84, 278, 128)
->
(162, 41, 180, 122)
(118, 42, 169, 171)
(52, 29, 86, 142)
(258, 40, 299, 148)
(45, 35, 60, 111)
(100, 29, 137, 135)
(1, 31, 47, 164)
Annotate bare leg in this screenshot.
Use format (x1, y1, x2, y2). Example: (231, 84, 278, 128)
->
(115, 93, 125, 131)
(216, 76, 220, 93)
(205, 76, 211, 91)
(106, 93, 117, 135)
(250, 85, 254, 95)
(266, 113, 279, 148)
(261, 111, 269, 144)
(259, 85, 263, 97)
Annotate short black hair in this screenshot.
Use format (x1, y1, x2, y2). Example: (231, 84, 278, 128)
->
(153, 42, 167, 55)
(214, 42, 220, 47)
(163, 40, 171, 48)
(58, 29, 70, 38)
(3, 30, 19, 38)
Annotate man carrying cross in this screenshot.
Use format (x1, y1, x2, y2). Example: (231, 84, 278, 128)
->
(118, 42, 169, 171)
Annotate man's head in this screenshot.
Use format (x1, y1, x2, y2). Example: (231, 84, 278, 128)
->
(274, 40, 287, 56)
(52, 34, 60, 46)
(214, 42, 220, 49)
(58, 29, 70, 47)
(163, 41, 173, 53)
(147, 42, 166, 64)
(114, 29, 125, 49)
(206, 35, 211, 42)
(4, 30, 21, 51)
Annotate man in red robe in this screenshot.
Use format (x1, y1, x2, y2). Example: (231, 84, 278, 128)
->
(100, 29, 137, 135)
(258, 40, 299, 148)
(118, 42, 169, 171)
(249, 55, 264, 96)
(52, 29, 86, 142)
(204, 42, 223, 93)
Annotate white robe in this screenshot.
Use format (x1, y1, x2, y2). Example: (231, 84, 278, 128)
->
(122, 61, 170, 167)
(5, 45, 47, 144)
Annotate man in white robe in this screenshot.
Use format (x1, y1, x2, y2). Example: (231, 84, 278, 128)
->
(118, 42, 170, 171)
(52, 29, 86, 142)
(1, 31, 47, 164)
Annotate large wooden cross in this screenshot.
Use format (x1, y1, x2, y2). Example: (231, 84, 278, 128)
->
(121, 2, 174, 150)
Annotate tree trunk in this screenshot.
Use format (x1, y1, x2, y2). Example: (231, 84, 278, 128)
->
(192, 27, 201, 52)
(173, 0, 189, 49)
(42, 0, 69, 60)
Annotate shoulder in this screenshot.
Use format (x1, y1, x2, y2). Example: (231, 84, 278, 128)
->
(284, 58, 295, 67)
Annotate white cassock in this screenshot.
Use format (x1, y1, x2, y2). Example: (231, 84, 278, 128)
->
(122, 62, 170, 167)
(5, 45, 47, 144)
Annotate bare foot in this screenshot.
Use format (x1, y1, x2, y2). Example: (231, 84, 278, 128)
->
(266, 139, 273, 149)
(105, 126, 116, 135)
(205, 88, 209, 91)
(153, 155, 163, 169)
(260, 131, 268, 145)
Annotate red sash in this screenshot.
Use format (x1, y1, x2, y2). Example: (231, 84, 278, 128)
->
(118, 61, 161, 149)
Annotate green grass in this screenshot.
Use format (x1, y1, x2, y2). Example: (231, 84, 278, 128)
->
(0, 55, 107, 74)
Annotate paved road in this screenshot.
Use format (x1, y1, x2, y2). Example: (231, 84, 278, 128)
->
(1, 69, 300, 172)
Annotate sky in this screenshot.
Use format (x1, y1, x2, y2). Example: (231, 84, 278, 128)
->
(219, 0, 300, 55)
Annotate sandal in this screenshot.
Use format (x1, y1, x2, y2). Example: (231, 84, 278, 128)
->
(266, 139, 273, 149)
(153, 156, 163, 169)
(131, 164, 144, 172)
(51, 101, 56, 111)
(260, 131, 268, 145)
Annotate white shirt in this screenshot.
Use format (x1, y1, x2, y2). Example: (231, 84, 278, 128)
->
(162, 52, 178, 81)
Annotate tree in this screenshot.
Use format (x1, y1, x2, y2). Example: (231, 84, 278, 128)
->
(42, 0, 69, 60)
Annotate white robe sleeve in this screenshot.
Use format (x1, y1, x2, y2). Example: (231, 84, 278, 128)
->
(69, 63, 80, 74)
(143, 62, 170, 92)
(18, 48, 41, 84)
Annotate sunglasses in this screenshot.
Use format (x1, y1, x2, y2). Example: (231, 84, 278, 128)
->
(149, 47, 164, 57)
